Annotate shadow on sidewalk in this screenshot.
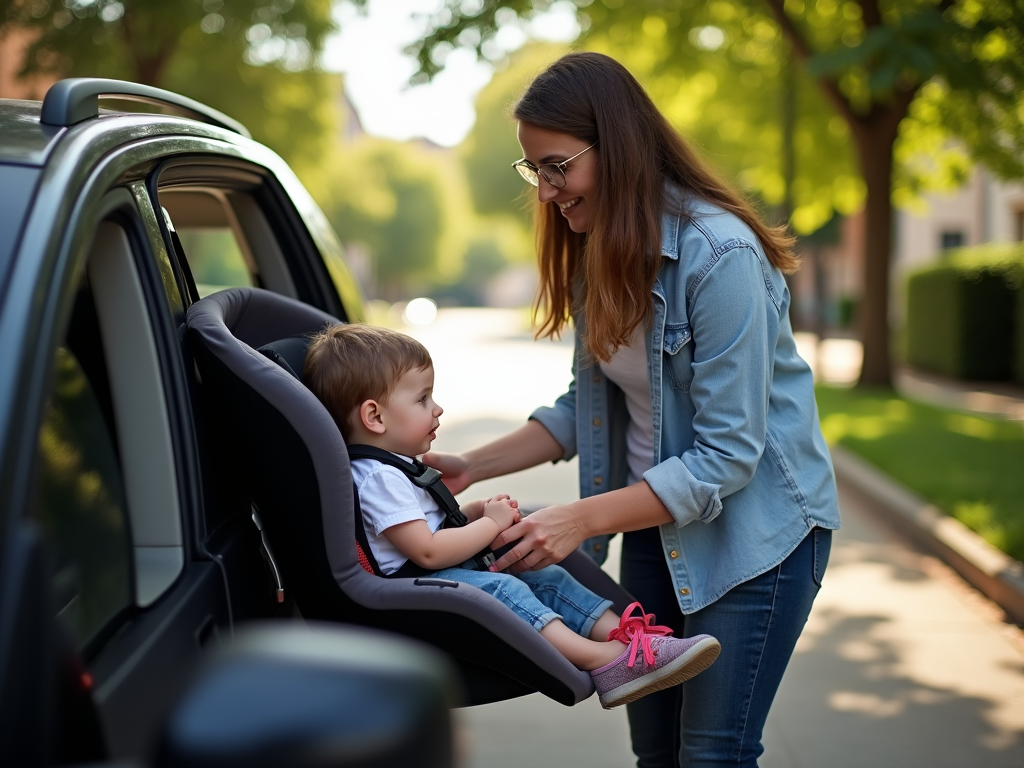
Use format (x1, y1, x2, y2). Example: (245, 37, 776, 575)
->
(763, 483, 1024, 768)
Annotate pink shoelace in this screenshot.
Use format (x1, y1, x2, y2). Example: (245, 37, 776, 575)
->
(606, 601, 674, 668)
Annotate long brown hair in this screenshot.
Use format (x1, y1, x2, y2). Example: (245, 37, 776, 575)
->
(514, 52, 798, 361)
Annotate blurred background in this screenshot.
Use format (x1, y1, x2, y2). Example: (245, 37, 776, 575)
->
(3, 3, 1023, 765)
(5, 0, 1021, 558)
(3, 1, 1021, 354)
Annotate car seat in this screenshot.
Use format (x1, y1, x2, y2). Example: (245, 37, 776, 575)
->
(185, 287, 635, 706)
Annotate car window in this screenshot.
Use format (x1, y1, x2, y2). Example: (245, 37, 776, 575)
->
(34, 280, 133, 655)
(175, 227, 253, 296)
(158, 188, 257, 297)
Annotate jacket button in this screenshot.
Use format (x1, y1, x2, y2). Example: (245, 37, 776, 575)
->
(593, 543, 602, 551)
(594, 476, 603, 486)
(679, 588, 690, 596)
(593, 418, 602, 427)
(593, 374, 602, 382)
(669, 550, 679, 559)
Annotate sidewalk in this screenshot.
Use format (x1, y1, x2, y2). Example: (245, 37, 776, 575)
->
(404, 311, 1024, 767)
(454, 480, 1024, 768)
(794, 332, 1024, 624)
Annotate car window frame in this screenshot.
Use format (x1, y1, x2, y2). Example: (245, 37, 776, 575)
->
(147, 155, 351, 318)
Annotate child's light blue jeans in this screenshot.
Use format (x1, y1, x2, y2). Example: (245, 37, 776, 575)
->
(431, 564, 613, 637)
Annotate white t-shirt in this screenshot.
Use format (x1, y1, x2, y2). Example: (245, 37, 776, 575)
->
(350, 456, 446, 576)
(598, 324, 655, 485)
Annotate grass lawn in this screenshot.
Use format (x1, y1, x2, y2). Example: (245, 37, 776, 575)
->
(814, 385, 1024, 562)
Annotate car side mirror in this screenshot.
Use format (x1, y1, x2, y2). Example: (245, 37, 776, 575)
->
(154, 622, 460, 768)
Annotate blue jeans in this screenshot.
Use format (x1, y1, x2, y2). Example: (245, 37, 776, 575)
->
(621, 526, 831, 767)
(432, 564, 613, 637)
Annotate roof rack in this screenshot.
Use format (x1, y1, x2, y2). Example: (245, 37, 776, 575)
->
(40, 78, 251, 138)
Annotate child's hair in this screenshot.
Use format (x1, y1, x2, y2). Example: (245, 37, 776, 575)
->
(303, 323, 433, 440)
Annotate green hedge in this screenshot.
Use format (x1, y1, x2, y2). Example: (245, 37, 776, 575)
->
(906, 245, 1024, 382)
(1018, 271, 1024, 384)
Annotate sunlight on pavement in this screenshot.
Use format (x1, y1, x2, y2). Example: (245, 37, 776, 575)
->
(765, 485, 1024, 767)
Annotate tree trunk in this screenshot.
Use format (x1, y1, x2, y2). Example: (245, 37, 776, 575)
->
(853, 122, 896, 388)
(133, 55, 168, 87)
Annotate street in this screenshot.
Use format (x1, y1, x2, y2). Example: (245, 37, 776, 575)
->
(405, 308, 1024, 768)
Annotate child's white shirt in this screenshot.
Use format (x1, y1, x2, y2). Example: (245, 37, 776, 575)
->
(350, 455, 446, 576)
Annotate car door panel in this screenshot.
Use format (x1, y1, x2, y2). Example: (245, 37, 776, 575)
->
(22, 172, 233, 762)
(89, 562, 228, 759)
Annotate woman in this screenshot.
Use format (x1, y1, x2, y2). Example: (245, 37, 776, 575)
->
(424, 52, 840, 767)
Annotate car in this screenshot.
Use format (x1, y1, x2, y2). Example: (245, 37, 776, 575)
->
(0, 78, 455, 767)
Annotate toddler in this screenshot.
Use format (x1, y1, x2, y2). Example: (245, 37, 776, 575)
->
(303, 323, 721, 708)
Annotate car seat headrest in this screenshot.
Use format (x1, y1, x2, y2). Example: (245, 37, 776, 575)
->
(258, 334, 314, 380)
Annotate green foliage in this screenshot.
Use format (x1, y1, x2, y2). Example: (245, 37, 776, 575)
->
(906, 244, 1024, 380)
(586, 11, 859, 233)
(318, 138, 451, 301)
(459, 43, 566, 222)
(1, 0, 342, 177)
(407, 0, 1024, 386)
(408, 1, 1024, 230)
(3, 0, 337, 84)
(1018, 266, 1024, 385)
(815, 384, 1024, 562)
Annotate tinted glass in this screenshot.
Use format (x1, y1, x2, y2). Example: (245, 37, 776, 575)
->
(35, 343, 133, 652)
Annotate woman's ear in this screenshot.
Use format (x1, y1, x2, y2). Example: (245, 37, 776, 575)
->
(357, 399, 387, 435)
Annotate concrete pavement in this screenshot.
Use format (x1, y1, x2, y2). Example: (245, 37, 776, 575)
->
(451, 481, 1024, 768)
(402, 308, 1024, 768)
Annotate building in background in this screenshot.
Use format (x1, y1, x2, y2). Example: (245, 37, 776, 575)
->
(895, 167, 1024, 271)
(790, 165, 1024, 338)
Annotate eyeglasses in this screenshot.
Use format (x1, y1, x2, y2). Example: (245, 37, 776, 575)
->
(511, 143, 596, 188)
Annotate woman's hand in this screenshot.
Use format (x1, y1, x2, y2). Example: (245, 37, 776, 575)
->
(421, 450, 473, 495)
(487, 503, 587, 573)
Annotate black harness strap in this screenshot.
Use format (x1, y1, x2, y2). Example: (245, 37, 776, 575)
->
(347, 445, 497, 578)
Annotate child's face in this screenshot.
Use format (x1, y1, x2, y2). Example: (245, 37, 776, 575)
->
(377, 364, 443, 457)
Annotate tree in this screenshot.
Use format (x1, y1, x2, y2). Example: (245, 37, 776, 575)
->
(407, 0, 1024, 387)
(459, 42, 568, 223)
(319, 138, 452, 301)
(0, 0, 344, 178)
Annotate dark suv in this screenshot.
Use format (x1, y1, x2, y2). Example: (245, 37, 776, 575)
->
(0, 79, 453, 767)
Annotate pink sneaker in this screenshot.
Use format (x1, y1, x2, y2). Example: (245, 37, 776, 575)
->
(591, 602, 721, 709)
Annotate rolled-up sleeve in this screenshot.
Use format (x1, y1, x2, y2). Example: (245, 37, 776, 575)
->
(529, 376, 578, 461)
(644, 245, 774, 528)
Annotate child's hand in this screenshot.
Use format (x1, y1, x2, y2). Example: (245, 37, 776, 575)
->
(460, 498, 485, 520)
(482, 494, 520, 531)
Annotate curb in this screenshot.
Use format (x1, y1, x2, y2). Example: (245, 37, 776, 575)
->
(830, 445, 1024, 625)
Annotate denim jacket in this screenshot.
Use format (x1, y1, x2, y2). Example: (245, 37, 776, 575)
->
(530, 188, 841, 613)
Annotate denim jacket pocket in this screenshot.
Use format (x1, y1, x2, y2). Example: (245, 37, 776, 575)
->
(663, 322, 694, 391)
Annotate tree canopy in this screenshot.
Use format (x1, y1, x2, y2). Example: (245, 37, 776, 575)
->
(406, 0, 1024, 386)
(0, 0, 344, 176)
(458, 42, 566, 222)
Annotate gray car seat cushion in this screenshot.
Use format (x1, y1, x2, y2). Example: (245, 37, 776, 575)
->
(186, 288, 594, 700)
